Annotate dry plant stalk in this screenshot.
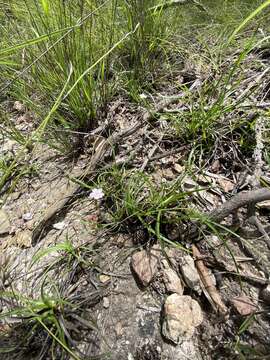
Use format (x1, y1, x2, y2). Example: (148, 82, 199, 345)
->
(209, 188, 270, 223)
(192, 244, 228, 316)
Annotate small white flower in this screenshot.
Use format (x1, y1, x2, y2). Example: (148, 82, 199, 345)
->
(53, 221, 66, 230)
(22, 212, 33, 221)
(139, 93, 148, 99)
(89, 188, 104, 200)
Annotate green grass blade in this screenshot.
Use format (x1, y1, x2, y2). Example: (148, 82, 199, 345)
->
(0, 28, 73, 57)
(228, 0, 270, 44)
(37, 318, 81, 360)
(64, 23, 140, 99)
(41, 0, 50, 15)
(31, 241, 73, 267)
(0, 64, 73, 192)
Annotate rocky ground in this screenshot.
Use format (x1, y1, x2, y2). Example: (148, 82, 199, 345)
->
(1, 48, 270, 360)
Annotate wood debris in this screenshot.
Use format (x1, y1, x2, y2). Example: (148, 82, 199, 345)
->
(192, 245, 228, 316)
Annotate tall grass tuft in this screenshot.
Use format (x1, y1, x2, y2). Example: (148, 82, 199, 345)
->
(0, 0, 266, 148)
(120, 1, 168, 85)
(2, 0, 176, 137)
(14, 0, 118, 131)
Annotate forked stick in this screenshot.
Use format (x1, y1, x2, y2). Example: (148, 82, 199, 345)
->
(208, 188, 270, 223)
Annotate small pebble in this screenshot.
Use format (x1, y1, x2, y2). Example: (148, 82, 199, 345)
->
(103, 297, 110, 308)
(22, 212, 33, 221)
(53, 221, 66, 230)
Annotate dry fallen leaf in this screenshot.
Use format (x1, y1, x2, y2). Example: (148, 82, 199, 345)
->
(174, 163, 184, 174)
(211, 159, 221, 173)
(192, 245, 228, 315)
(231, 295, 257, 316)
(162, 168, 175, 180)
(217, 178, 235, 192)
(15, 229, 32, 248)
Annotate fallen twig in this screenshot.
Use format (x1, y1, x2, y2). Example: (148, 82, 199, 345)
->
(227, 272, 270, 286)
(140, 135, 163, 171)
(149, 145, 187, 162)
(245, 116, 270, 249)
(192, 245, 228, 315)
(208, 188, 270, 223)
(143, 78, 201, 122)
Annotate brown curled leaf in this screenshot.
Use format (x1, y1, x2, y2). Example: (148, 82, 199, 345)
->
(192, 245, 228, 316)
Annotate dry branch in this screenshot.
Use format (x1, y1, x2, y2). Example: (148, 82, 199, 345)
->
(192, 245, 228, 315)
(143, 78, 201, 122)
(208, 188, 270, 223)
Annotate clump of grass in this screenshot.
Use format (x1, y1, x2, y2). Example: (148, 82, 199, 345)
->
(1, 0, 265, 153)
(0, 281, 99, 360)
(120, 0, 169, 88)
(9, 0, 118, 130)
(164, 37, 266, 166)
(0, 239, 103, 359)
(95, 168, 203, 250)
(1, 1, 181, 138)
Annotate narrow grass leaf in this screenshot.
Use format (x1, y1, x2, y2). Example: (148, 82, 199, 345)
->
(0, 28, 72, 57)
(228, 0, 270, 44)
(41, 0, 50, 15)
(64, 23, 140, 99)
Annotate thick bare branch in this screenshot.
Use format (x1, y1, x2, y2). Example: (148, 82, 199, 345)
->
(209, 188, 270, 223)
